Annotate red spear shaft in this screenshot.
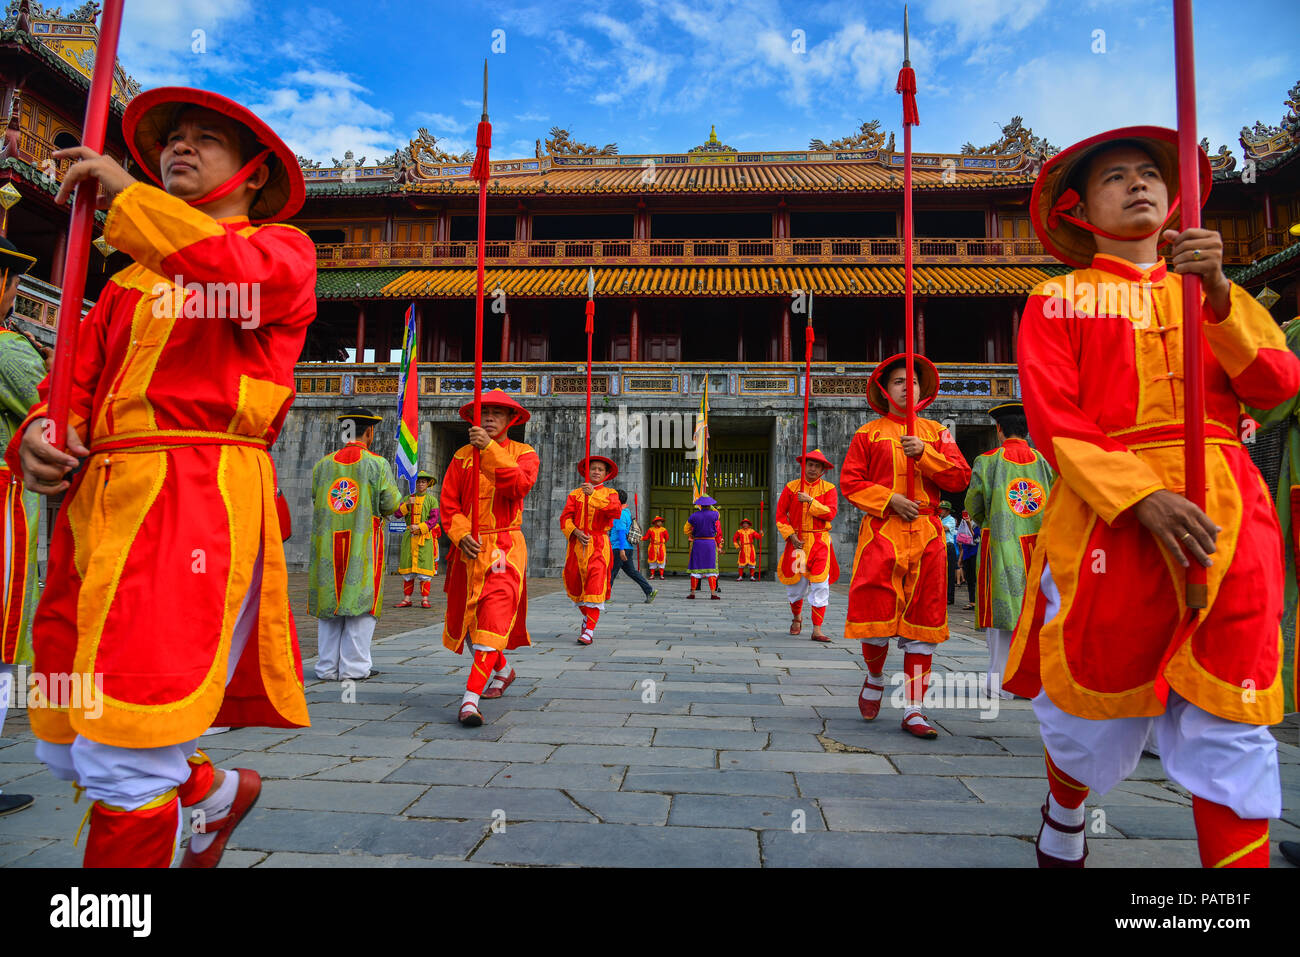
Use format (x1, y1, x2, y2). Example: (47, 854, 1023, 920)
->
(757, 498, 764, 579)
(896, 4, 920, 502)
(634, 491, 641, 572)
(584, 267, 595, 533)
(47, 0, 125, 452)
(468, 60, 491, 538)
(1173, 0, 1207, 609)
(799, 293, 814, 544)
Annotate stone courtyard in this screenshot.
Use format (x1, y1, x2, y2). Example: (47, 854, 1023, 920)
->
(1, 574, 1297, 867)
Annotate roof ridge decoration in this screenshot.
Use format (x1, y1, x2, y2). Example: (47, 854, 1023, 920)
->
(1199, 137, 1236, 172)
(1239, 79, 1300, 162)
(2, 0, 140, 103)
(961, 116, 1057, 160)
(808, 119, 888, 153)
(541, 126, 618, 157)
(690, 124, 735, 153)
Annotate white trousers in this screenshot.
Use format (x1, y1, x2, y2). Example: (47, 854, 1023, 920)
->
(34, 544, 263, 810)
(0, 662, 13, 740)
(402, 574, 432, 583)
(985, 627, 1014, 695)
(785, 579, 829, 608)
(861, 635, 938, 654)
(316, 614, 377, 680)
(1033, 561, 1281, 819)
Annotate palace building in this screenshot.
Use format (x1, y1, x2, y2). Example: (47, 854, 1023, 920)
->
(3, 2, 1299, 575)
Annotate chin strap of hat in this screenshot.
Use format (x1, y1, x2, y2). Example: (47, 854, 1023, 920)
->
(181, 146, 273, 208)
(1047, 186, 1183, 243)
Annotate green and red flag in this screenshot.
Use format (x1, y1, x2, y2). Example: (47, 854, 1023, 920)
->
(394, 302, 419, 491)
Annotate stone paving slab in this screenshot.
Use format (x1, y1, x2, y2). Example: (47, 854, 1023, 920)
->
(3, 582, 1296, 868)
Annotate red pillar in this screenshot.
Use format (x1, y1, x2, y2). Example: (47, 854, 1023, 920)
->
(500, 310, 511, 362)
(780, 301, 792, 362)
(1010, 304, 1020, 363)
(355, 303, 366, 363)
(630, 300, 640, 361)
(917, 299, 927, 357)
(413, 302, 422, 363)
(50, 227, 67, 284)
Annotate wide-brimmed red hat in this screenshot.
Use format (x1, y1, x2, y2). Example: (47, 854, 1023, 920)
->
(796, 449, 834, 470)
(651, 515, 664, 522)
(123, 87, 305, 224)
(1030, 126, 1212, 268)
(577, 455, 619, 482)
(458, 389, 531, 427)
(739, 517, 753, 525)
(868, 354, 939, 416)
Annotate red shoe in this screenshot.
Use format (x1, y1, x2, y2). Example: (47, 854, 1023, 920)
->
(858, 675, 884, 720)
(179, 769, 262, 868)
(1036, 801, 1088, 868)
(420, 599, 432, 608)
(789, 618, 802, 636)
(750, 574, 758, 581)
(736, 575, 744, 581)
(687, 592, 695, 599)
(577, 630, 593, 645)
(482, 669, 515, 699)
(810, 632, 831, 643)
(395, 598, 413, 608)
(901, 711, 940, 739)
(710, 592, 721, 600)
(459, 702, 483, 727)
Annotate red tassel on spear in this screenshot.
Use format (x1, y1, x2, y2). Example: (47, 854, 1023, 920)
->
(469, 59, 491, 539)
(46, 0, 125, 451)
(1173, 0, 1207, 609)
(895, 3, 920, 502)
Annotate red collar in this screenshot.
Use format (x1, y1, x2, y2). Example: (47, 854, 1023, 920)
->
(1089, 254, 1167, 283)
(1003, 437, 1028, 447)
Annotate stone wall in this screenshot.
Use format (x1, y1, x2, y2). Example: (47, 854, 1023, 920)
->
(276, 375, 1010, 577)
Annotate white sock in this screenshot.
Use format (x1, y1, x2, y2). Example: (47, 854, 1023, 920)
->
(188, 769, 239, 854)
(1039, 795, 1086, 860)
(903, 709, 927, 725)
(860, 673, 885, 702)
(462, 690, 481, 708)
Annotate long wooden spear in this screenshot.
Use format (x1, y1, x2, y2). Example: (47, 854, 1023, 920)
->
(896, 4, 920, 502)
(47, 0, 125, 451)
(799, 292, 815, 551)
(468, 60, 491, 539)
(1173, 0, 1207, 609)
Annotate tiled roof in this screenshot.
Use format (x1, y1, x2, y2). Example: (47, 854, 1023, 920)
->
(399, 161, 1034, 197)
(316, 264, 1069, 300)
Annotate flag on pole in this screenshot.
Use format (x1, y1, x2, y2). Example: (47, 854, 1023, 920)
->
(395, 302, 419, 491)
(691, 376, 710, 500)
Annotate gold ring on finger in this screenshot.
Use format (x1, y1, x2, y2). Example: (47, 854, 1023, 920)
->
(1193, 249, 1202, 260)
(1180, 531, 1193, 540)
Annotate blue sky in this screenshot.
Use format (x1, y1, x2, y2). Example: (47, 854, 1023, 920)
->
(117, 0, 1298, 166)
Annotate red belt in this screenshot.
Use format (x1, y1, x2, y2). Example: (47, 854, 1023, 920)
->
(88, 429, 271, 455)
(1106, 421, 1240, 449)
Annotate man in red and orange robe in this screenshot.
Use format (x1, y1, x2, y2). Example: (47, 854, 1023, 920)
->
(732, 517, 760, 581)
(1011, 127, 1297, 868)
(561, 455, 623, 646)
(441, 390, 539, 727)
(9, 87, 314, 867)
(775, 451, 839, 640)
(644, 515, 669, 579)
(841, 355, 971, 738)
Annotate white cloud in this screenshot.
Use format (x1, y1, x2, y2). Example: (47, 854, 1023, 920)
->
(412, 112, 470, 134)
(922, 0, 1049, 46)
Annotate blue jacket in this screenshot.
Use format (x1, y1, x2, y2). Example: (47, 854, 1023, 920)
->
(610, 507, 632, 550)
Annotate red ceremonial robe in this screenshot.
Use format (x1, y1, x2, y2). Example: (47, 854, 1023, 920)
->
(4, 182, 315, 747)
(1006, 255, 1300, 724)
(441, 437, 539, 654)
(560, 484, 622, 604)
(840, 414, 971, 642)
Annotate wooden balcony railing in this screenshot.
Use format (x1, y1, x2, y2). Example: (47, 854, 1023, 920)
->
(15, 130, 74, 180)
(314, 236, 1058, 269)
